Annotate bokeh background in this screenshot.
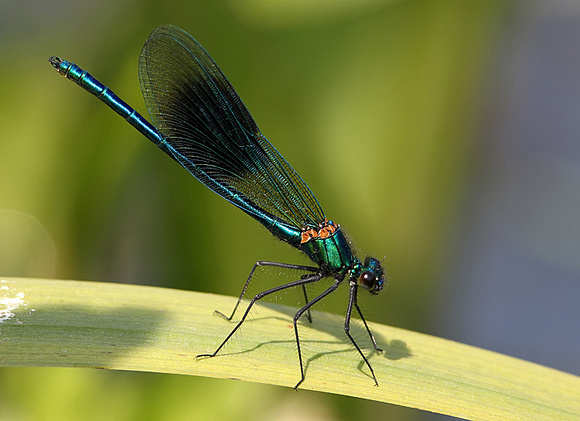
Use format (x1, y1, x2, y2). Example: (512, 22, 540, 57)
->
(1, 0, 579, 420)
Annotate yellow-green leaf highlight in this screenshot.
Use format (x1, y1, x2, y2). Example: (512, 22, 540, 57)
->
(1, 277, 578, 420)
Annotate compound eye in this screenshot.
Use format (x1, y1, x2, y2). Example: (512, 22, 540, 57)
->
(358, 270, 377, 290)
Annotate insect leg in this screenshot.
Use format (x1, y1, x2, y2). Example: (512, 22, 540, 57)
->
(292, 278, 342, 389)
(214, 261, 319, 321)
(301, 282, 312, 323)
(354, 302, 382, 353)
(197, 272, 323, 363)
(345, 281, 379, 386)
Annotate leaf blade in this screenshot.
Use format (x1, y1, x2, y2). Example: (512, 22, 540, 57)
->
(1, 277, 578, 420)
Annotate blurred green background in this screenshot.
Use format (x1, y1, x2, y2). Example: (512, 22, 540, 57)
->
(3, 0, 579, 420)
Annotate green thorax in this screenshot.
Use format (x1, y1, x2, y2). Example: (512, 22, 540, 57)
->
(298, 224, 356, 274)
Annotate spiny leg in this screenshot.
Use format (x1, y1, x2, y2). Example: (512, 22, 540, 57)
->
(345, 281, 379, 386)
(197, 272, 323, 361)
(301, 281, 312, 323)
(292, 279, 341, 390)
(214, 261, 319, 321)
(355, 302, 382, 353)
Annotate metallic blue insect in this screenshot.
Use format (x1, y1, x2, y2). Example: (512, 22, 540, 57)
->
(50, 25, 386, 389)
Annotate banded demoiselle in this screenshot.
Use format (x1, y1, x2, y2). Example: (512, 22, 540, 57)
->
(49, 25, 386, 389)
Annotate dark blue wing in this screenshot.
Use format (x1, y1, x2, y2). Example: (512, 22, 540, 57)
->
(138, 25, 325, 236)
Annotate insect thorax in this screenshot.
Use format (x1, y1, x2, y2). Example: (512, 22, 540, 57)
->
(299, 221, 355, 274)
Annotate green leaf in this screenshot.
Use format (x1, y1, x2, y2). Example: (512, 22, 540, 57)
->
(1, 277, 578, 420)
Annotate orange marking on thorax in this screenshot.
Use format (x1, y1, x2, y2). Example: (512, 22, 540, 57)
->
(300, 219, 338, 244)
